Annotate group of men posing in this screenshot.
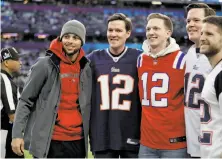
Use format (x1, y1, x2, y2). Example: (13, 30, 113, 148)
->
(1, 2, 222, 158)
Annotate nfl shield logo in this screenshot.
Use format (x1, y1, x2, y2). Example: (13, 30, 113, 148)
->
(153, 59, 158, 65)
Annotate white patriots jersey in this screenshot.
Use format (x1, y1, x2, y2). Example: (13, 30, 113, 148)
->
(184, 45, 212, 157)
(185, 45, 198, 74)
(200, 60, 222, 158)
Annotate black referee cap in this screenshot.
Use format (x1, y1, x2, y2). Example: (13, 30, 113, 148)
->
(1, 47, 20, 62)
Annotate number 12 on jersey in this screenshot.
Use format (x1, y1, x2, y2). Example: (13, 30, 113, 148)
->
(98, 74, 134, 111)
(141, 72, 169, 107)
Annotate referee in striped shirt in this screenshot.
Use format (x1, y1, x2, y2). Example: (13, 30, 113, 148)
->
(1, 47, 23, 158)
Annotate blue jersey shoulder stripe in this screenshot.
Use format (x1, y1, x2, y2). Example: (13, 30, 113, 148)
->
(173, 51, 185, 69)
(137, 55, 142, 68)
(176, 52, 185, 69)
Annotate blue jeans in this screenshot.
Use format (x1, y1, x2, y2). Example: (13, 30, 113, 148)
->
(139, 144, 188, 158)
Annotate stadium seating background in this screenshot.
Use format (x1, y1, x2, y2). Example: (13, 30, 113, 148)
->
(1, 0, 222, 91)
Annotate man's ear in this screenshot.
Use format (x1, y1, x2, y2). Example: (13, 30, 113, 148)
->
(167, 30, 172, 38)
(3, 60, 9, 67)
(126, 30, 131, 39)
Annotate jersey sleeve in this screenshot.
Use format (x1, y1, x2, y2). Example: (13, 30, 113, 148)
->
(173, 51, 186, 70)
(137, 54, 144, 68)
(136, 49, 143, 54)
(0, 74, 16, 114)
(214, 70, 222, 113)
(86, 50, 96, 61)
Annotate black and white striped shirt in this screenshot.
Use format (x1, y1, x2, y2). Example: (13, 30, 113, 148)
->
(1, 69, 20, 130)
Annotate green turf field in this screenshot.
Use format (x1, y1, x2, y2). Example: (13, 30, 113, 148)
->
(24, 150, 32, 158)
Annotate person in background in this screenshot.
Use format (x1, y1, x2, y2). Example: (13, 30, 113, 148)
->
(1, 47, 23, 158)
(199, 15, 222, 158)
(11, 20, 92, 158)
(87, 13, 142, 158)
(138, 13, 187, 158)
(184, 3, 216, 157)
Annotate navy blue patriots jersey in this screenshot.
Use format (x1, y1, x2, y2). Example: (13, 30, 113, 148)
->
(87, 47, 142, 152)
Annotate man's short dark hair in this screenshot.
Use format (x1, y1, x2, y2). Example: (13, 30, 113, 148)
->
(107, 13, 132, 32)
(185, 3, 216, 17)
(203, 16, 222, 33)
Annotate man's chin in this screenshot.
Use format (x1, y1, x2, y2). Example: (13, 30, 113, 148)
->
(189, 36, 199, 44)
(200, 49, 210, 55)
(12, 71, 20, 77)
(65, 49, 80, 56)
(66, 51, 74, 54)
(66, 52, 76, 56)
(110, 45, 120, 50)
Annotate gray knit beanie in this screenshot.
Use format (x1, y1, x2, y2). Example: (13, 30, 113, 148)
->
(60, 20, 86, 44)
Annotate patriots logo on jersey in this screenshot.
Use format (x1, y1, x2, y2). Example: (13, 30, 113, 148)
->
(193, 65, 199, 70)
(111, 67, 120, 73)
(153, 59, 158, 65)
